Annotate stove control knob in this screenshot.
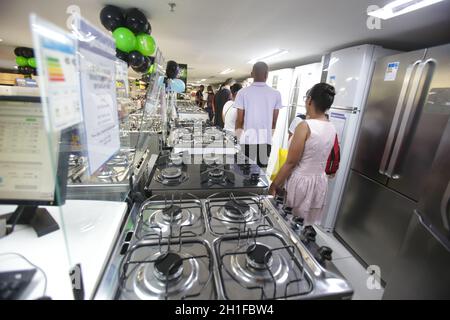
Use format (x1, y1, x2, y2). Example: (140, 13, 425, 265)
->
(284, 207, 293, 215)
(275, 195, 284, 205)
(316, 246, 333, 263)
(302, 226, 317, 243)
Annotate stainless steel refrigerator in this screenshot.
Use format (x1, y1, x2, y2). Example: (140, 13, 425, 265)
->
(334, 43, 450, 283)
(383, 117, 450, 299)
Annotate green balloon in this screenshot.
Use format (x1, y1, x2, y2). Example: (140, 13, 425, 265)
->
(147, 64, 155, 74)
(112, 27, 136, 53)
(16, 56, 28, 67)
(135, 33, 156, 57)
(28, 57, 37, 68)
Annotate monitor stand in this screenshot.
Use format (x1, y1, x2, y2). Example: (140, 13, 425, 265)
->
(6, 206, 59, 237)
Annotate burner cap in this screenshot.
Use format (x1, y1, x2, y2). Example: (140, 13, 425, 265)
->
(162, 205, 182, 221)
(209, 169, 224, 178)
(161, 167, 182, 179)
(224, 200, 250, 218)
(246, 244, 273, 268)
(154, 252, 183, 279)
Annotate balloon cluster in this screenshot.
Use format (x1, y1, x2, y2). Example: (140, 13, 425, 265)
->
(100, 5, 156, 74)
(14, 47, 37, 76)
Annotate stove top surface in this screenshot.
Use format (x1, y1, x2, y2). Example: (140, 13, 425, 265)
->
(112, 193, 353, 300)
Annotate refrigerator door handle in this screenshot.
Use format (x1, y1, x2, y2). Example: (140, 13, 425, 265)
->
(441, 182, 450, 232)
(415, 209, 450, 253)
(379, 60, 421, 175)
(386, 59, 436, 179)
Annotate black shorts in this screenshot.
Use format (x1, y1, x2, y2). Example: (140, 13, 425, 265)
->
(241, 144, 272, 168)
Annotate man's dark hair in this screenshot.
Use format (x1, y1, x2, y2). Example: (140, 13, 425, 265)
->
(199, 85, 205, 90)
(252, 62, 269, 80)
(230, 83, 242, 95)
(308, 83, 336, 113)
(222, 78, 234, 86)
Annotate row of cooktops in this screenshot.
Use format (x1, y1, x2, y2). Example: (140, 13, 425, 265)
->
(115, 192, 353, 300)
(145, 152, 269, 197)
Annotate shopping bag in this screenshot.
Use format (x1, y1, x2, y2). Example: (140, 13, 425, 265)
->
(270, 148, 288, 181)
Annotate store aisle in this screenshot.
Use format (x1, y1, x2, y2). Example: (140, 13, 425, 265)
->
(314, 226, 384, 300)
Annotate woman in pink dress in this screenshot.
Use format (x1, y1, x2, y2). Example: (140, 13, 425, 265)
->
(269, 83, 337, 226)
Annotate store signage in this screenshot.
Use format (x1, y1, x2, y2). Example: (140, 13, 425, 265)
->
(76, 16, 120, 175)
(30, 14, 82, 131)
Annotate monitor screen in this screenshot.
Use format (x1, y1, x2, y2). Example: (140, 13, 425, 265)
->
(0, 97, 60, 204)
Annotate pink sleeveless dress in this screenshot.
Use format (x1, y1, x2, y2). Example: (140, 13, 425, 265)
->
(285, 119, 337, 225)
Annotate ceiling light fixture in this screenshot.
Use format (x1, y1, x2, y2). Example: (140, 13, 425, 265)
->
(220, 68, 234, 75)
(368, 0, 444, 20)
(0, 38, 3, 42)
(247, 49, 289, 64)
(200, 79, 206, 82)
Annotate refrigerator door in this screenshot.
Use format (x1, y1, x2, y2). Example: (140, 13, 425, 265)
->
(325, 45, 375, 110)
(352, 50, 426, 185)
(386, 44, 450, 201)
(334, 170, 416, 281)
(384, 117, 450, 299)
(382, 211, 450, 299)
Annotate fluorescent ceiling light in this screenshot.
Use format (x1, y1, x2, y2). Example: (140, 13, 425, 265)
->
(0, 38, 3, 42)
(220, 68, 234, 75)
(247, 49, 289, 64)
(368, 0, 444, 20)
(200, 79, 206, 82)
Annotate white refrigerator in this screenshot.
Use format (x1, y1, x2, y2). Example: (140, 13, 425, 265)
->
(289, 62, 323, 123)
(266, 68, 293, 177)
(320, 44, 399, 231)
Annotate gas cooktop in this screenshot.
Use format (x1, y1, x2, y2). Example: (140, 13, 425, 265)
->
(146, 153, 269, 197)
(107, 192, 353, 300)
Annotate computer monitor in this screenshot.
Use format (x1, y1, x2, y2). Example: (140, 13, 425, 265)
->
(0, 96, 70, 237)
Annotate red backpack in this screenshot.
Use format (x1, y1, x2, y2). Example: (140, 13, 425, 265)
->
(326, 134, 340, 175)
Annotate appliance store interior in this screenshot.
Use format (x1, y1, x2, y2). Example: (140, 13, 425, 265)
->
(0, 0, 449, 301)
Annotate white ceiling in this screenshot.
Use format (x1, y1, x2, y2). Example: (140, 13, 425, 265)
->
(0, 0, 449, 83)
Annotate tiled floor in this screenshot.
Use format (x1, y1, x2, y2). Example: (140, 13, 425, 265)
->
(314, 225, 384, 300)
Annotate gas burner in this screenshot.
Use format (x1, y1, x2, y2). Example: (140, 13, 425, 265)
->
(209, 169, 224, 178)
(216, 233, 312, 299)
(97, 167, 121, 180)
(137, 197, 204, 239)
(161, 167, 182, 179)
(222, 199, 252, 220)
(108, 153, 130, 166)
(154, 252, 184, 281)
(161, 205, 183, 222)
(246, 244, 273, 270)
(204, 154, 219, 165)
(120, 243, 214, 300)
(154, 167, 189, 186)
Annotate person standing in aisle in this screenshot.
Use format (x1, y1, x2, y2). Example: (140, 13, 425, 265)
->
(234, 62, 282, 168)
(222, 83, 243, 136)
(268, 83, 337, 226)
(195, 85, 205, 107)
(214, 78, 234, 128)
(205, 85, 215, 122)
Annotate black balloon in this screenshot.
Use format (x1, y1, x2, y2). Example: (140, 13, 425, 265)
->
(128, 50, 145, 68)
(166, 60, 179, 79)
(116, 48, 129, 63)
(22, 48, 34, 58)
(145, 22, 152, 35)
(24, 66, 34, 74)
(132, 56, 150, 73)
(100, 5, 125, 31)
(125, 8, 149, 34)
(14, 47, 22, 56)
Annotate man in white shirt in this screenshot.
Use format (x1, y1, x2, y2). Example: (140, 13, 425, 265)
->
(235, 62, 283, 167)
